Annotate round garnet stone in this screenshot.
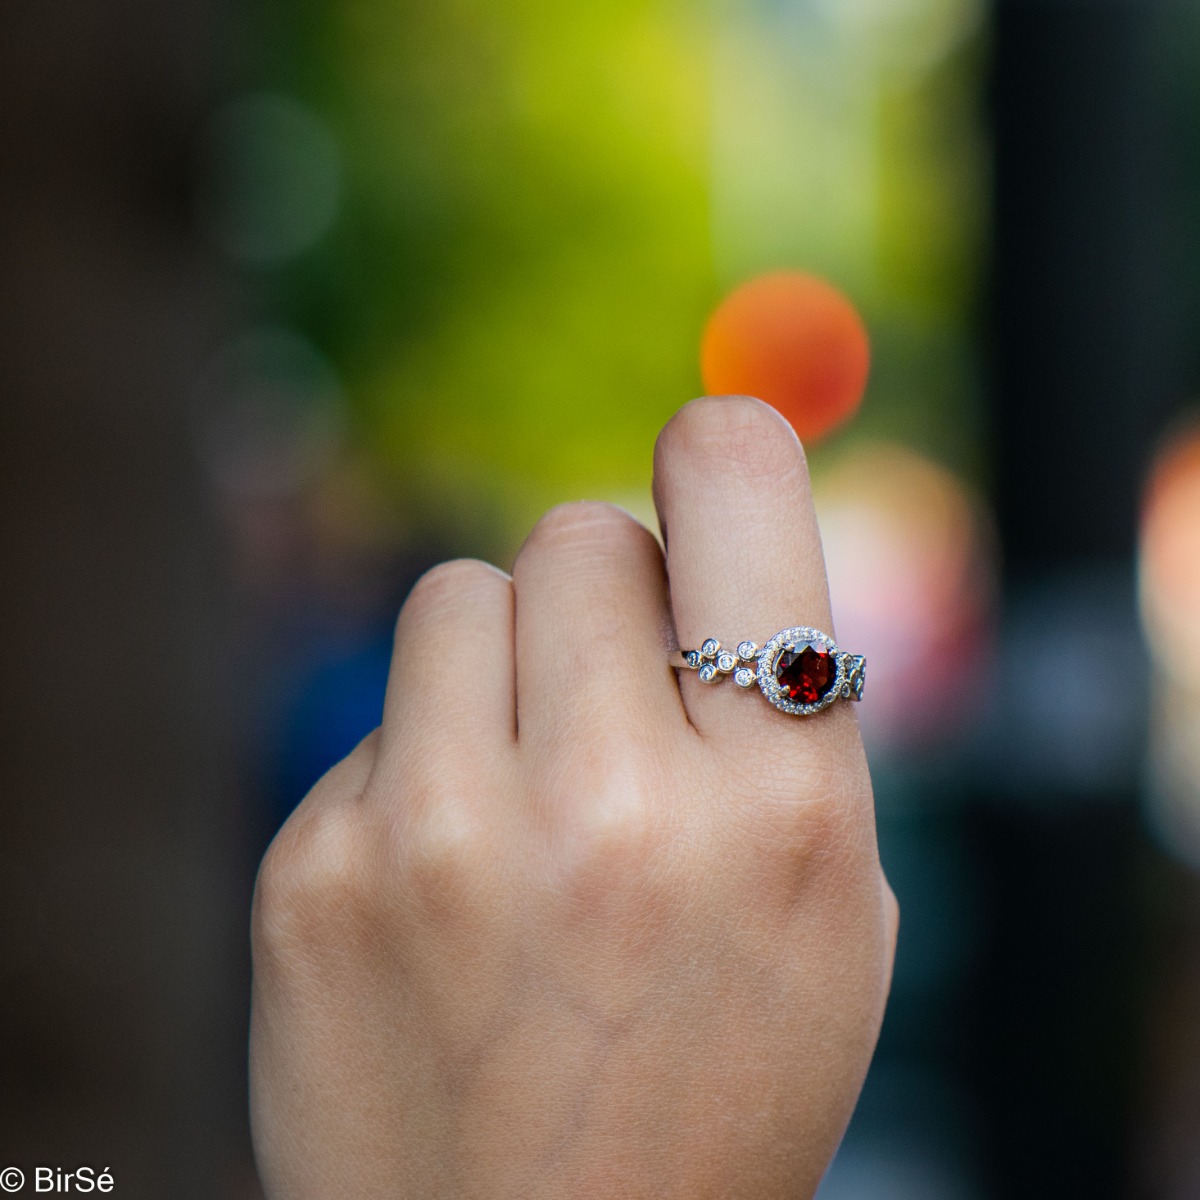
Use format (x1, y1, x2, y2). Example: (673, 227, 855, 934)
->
(775, 642, 836, 705)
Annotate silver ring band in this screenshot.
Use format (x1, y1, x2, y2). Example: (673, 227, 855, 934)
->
(678, 627, 865, 716)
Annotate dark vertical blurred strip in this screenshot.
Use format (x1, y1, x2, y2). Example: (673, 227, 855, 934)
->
(982, 1, 1187, 1197)
(990, 0, 1181, 569)
(0, 1, 250, 1194)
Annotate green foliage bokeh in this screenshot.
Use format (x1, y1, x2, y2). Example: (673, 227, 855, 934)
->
(249, 0, 715, 545)
(231, 0, 985, 551)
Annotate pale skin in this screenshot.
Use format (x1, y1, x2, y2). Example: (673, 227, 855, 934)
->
(250, 395, 899, 1199)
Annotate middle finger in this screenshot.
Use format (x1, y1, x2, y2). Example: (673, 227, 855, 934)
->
(512, 501, 683, 749)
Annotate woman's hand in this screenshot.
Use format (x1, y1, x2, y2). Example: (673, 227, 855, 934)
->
(250, 396, 897, 1199)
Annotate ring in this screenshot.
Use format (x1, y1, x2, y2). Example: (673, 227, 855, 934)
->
(678, 627, 865, 716)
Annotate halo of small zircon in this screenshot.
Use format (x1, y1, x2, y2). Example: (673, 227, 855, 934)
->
(756, 627, 846, 716)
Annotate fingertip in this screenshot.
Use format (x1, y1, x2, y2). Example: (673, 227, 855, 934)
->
(395, 558, 513, 642)
(654, 395, 809, 499)
(518, 500, 654, 560)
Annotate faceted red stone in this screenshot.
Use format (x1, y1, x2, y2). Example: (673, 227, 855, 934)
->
(775, 642, 835, 704)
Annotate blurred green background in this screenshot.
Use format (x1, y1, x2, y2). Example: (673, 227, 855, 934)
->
(203, 0, 984, 552)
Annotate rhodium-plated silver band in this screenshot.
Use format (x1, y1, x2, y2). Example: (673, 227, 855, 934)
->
(678, 628, 865, 716)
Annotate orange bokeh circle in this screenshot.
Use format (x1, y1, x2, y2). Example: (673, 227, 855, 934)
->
(701, 271, 870, 445)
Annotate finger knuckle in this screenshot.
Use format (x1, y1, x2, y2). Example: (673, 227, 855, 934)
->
(576, 794, 663, 875)
(400, 803, 492, 922)
(657, 394, 807, 482)
(737, 757, 873, 886)
(553, 757, 675, 912)
(252, 805, 372, 964)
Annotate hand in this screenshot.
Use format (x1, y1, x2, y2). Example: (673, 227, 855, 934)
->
(250, 396, 897, 1199)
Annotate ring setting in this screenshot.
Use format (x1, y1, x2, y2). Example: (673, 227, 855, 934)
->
(680, 627, 865, 716)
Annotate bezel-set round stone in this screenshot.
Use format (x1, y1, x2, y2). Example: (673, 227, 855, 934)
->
(756, 627, 845, 716)
(700, 638, 720, 658)
(684, 650, 700, 668)
(715, 650, 737, 672)
(698, 662, 718, 683)
(736, 641, 758, 662)
(733, 666, 756, 688)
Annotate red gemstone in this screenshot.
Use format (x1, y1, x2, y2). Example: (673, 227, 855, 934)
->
(775, 642, 835, 704)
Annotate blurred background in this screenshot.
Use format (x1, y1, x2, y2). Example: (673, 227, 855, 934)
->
(3, 0, 1200, 1195)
